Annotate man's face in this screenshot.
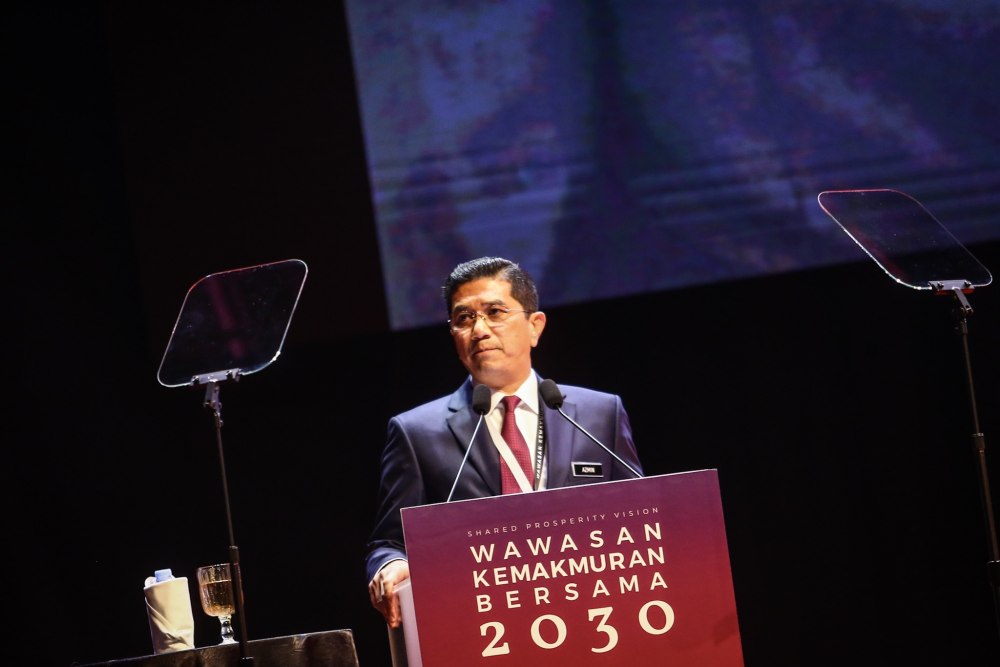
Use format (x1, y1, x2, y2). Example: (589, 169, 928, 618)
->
(449, 277, 546, 393)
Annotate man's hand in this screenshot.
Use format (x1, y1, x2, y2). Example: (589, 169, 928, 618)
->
(368, 560, 410, 628)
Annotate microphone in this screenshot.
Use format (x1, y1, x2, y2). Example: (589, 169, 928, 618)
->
(539, 379, 643, 479)
(447, 383, 492, 502)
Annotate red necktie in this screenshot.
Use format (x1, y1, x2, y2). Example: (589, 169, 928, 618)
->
(500, 395, 534, 494)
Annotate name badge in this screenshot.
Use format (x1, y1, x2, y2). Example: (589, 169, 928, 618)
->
(572, 462, 603, 478)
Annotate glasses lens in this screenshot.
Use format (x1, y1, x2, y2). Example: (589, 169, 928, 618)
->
(450, 313, 474, 331)
(486, 308, 508, 324)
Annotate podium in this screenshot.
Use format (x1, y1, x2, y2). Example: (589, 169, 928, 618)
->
(397, 470, 743, 666)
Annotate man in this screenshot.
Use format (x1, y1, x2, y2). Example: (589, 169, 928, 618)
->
(366, 256, 643, 627)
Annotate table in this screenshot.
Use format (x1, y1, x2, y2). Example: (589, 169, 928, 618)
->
(72, 629, 360, 667)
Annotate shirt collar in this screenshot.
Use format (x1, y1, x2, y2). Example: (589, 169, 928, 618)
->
(485, 369, 539, 414)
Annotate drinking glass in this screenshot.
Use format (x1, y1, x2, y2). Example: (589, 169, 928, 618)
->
(196, 563, 237, 644)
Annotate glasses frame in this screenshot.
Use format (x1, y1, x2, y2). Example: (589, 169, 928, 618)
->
(448, 307, 533, 334)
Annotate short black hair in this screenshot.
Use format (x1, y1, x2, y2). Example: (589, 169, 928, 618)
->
(443, 257, 539, 314)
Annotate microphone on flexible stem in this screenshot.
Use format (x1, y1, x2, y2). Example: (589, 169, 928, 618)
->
(447, 383, 492, 502)
(539, 379, 643, 479)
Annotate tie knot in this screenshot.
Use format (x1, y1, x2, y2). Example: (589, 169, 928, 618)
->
(502, 395, 521, 412)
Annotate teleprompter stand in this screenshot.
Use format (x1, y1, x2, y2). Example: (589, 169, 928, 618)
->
(156, 259, 308, 665)
(817, 189, 998, 636)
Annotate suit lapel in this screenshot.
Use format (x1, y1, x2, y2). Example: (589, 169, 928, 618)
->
(447, 380, 501, 497)
(543, 392, 578, 488)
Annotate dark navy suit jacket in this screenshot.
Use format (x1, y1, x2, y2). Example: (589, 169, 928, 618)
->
(365, 376, 643, 581)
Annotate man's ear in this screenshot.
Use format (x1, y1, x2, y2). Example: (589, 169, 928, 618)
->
(529, 311, 546, 346)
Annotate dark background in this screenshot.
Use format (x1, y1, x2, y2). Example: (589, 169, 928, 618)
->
(8, 3, 1000, 666)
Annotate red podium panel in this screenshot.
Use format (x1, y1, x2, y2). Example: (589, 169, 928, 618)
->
(401, 470, 743, 666)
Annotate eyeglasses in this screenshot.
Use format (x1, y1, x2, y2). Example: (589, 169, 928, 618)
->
(448, 306, 532, 333)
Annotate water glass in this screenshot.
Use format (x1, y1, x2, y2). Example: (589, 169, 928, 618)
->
(196, 563, 237, 644)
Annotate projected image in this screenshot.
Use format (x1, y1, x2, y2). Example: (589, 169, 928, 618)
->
(345, 1, 1000, 330)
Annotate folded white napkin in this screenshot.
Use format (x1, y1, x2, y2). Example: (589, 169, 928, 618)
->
(143, 569, 195, 654)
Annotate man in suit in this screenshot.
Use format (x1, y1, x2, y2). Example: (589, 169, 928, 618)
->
(366, 256, 643, 627)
